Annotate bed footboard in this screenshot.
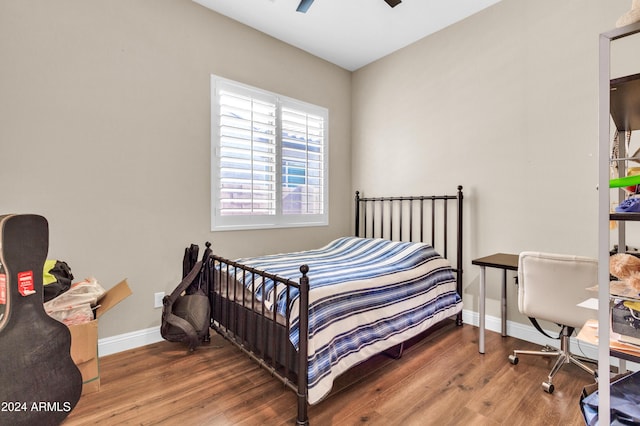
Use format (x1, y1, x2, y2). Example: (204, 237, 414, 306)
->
(208, 257, 311, 425)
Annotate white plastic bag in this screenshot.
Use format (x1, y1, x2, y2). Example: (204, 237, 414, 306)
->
(44, 277, 106, 326)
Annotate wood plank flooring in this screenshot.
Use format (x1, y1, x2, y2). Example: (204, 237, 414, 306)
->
(62, 322, 595, 425)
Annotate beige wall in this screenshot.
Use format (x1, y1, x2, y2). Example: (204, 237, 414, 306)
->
(2, 0, 639, 341)
(0, 0, 352, 338)
(352, 0, 634, 326)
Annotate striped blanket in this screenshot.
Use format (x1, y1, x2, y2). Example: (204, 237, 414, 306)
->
(233, 236, 462, 404)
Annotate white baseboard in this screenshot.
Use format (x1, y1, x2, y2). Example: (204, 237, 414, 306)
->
(98, 326, 163, 357)
(98, 312, 638, 372)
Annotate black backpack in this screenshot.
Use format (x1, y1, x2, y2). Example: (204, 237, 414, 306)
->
(43, 260, 74, 302)
(160, 243, 211, 352)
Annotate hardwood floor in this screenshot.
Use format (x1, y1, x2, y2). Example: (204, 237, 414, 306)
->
(62, 322, 594, 425)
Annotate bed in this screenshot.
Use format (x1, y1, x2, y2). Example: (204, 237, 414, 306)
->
(202, 186, 464, 425)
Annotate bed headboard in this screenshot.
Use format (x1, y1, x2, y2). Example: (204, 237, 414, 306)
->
(354, 186, 464, 324)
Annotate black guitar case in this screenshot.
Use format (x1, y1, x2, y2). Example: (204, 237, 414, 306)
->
(0, 214, 82, 425)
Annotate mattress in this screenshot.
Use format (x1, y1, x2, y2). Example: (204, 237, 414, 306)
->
(226, 236, 462, 404)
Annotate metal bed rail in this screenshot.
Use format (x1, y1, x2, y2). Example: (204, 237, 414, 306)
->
(208, 256, 310, 425)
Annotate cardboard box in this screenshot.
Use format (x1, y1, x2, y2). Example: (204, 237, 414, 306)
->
(67, 279, 132, 395)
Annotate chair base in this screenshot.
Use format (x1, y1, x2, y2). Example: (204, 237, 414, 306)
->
(508, 331, 597, 394)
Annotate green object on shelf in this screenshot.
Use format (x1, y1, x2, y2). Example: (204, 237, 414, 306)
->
(610, 174, 640, 188)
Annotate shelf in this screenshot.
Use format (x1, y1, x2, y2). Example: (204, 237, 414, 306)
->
(610, 156, 640, 162)
(609, 280, 640, 301)
(599, 22, 640, 424)
(611, 212, 640, 221)
(578, 319, 640, 363)
(611, 348, 640, 363)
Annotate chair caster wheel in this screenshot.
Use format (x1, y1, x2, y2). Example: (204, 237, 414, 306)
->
(508, 355, 518, 365)
(542, 381, 554, 394)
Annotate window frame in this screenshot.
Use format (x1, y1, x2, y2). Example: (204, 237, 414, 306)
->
(210, 75, 329, 232)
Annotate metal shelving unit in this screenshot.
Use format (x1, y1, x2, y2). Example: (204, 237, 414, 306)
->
(598, 21, 640, 425)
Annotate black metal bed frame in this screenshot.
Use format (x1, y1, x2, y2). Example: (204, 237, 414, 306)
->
(207, 186, 464, 425)
(354, 185, 464, 326)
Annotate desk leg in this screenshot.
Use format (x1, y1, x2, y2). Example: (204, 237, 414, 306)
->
(479, 265, 486, 354)
(501, 270, 507, 337)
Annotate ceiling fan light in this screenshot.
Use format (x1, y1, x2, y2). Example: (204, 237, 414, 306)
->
(385, 0, 402, 7)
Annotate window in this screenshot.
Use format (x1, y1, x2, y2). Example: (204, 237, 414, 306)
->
(211, 76, 328, 231)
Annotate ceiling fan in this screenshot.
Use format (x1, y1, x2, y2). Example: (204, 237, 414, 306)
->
(296, 0, 401, 13)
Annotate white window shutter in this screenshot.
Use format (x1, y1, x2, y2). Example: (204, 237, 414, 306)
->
(211, 76, 328, 231)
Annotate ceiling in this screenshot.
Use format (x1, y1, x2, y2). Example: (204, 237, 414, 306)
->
(193, 0, 503, 71)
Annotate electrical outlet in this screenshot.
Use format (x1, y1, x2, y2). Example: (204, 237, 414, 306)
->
(154, 292, 165, 308)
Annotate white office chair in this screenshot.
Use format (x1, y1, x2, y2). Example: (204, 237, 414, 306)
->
(508, 251, 598, 394)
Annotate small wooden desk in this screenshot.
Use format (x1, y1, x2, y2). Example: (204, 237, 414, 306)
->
(472, 253, 519, 354)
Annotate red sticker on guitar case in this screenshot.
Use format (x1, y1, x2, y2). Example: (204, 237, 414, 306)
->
(18, 271, 35, 297)
(0, 274, 5, 304)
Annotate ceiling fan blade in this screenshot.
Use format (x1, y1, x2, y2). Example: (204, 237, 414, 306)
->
(296, 0, 315, 13)
(384, 0, 402, 7)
